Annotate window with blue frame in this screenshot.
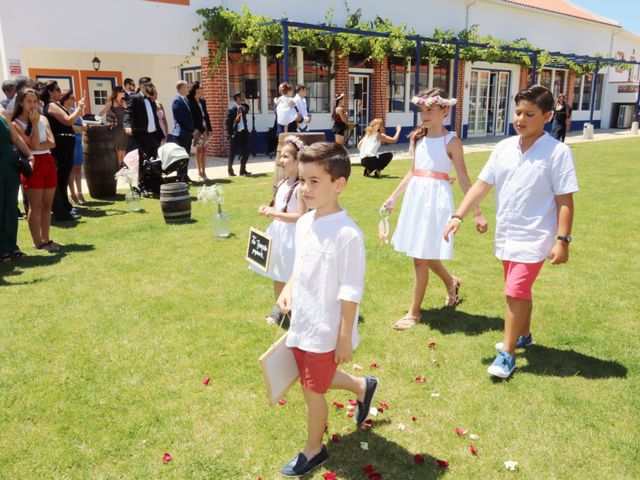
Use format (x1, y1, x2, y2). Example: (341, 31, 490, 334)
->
(303, 50, 330, 113)
(388, 57, 407, 112)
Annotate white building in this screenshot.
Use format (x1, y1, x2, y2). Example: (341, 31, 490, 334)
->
(1, 0, 638, 155)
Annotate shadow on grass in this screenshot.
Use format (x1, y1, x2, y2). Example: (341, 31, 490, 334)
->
(71, 208, 127, 219)
(82, 199, 116, 206)
(191, 178, 233, 185)
(481, 345, 628, 379)
(324, 422, 446, 479)
(419, 307, 503, 335)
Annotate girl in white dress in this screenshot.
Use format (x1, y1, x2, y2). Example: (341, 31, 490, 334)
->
(382, 88, 488, 330)
(253, 136, 308, 323)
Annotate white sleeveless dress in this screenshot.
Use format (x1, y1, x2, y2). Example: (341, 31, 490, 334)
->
(250, 179, 299, 282)
(392, 133, 455, 260)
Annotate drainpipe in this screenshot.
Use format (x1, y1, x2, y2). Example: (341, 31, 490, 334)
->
(589, 58, 600, 125)
(413, 39, 421, 128)
(465, 1, 478, 30)
(282, 19, 289, 84)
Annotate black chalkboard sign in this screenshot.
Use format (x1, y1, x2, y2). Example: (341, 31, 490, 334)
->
(246, 227, 272, 272)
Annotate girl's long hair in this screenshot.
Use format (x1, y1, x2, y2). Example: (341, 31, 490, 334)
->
(331, 94, 344, 121)
(365, 118, 383, 137)
(12, 88, 39, 136)
(39, 80, 59, 105)
(107, 86, 125, 107)
(409, 87, 449, 143)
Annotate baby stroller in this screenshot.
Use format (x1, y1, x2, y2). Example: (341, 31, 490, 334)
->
(120, 144, 190, 196)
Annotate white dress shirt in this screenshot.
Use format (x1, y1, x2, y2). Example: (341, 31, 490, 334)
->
(478, 133, 578, 262)
(143, 96, 156, 133)
(293, 94, 310, 123)
(286, 210, 366, 353)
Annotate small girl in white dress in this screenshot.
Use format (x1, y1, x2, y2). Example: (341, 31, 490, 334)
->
(382, 88, 488, 330)
(253, 136, 308, 323)
(274, 82, 299, 135)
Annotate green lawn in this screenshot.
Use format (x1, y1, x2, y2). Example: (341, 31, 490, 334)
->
(1, 138, 639, 479)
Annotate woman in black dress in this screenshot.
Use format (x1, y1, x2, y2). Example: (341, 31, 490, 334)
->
(550, 93, 572, 142)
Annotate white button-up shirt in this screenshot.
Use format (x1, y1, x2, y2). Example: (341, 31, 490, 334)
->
(286, 210, 366, 353)
(293, 94, 310, 123)
(143, 96, 156, 133)
(478, 133, 578, 262)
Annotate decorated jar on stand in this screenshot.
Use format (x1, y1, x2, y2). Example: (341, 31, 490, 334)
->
(126, 188, 142, 212)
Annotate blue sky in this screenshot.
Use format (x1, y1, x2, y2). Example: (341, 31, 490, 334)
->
(573, 0, 640, 35)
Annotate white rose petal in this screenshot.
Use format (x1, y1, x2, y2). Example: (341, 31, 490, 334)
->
(398, 423, 406, 431)
(431, 393, 441, 398)
(369, 407, 378, 416)
(352, 364, 363, 371)
(360, 442, 369, 450)
(470, 433, 479, 440)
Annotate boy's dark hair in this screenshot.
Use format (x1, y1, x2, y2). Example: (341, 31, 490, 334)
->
(514, 85, 554, 113)
(123, 77, 134, 87)
(295, 84, 306, 93)
(138, 76, 152, 87)
(2, 79, 16, 94)
(299, 142, 351, 181)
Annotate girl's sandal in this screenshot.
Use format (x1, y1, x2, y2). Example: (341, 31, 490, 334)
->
(445, 277, 461, 307)
(11, 249, 27, 259)
(265, 313, 280, 325)
(393, 314, 421, 330)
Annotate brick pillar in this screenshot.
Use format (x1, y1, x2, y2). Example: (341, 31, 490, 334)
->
(333, 54, 349, 108)
(453, 59, 466, 137)
(201, 41, 229, 157)
(518, 65, 529, 91)
(566, 70, 577, 106)
(371, 59, 388, 124)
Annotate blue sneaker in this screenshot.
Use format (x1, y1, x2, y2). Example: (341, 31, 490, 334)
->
(495, 334, 533, 351)
(487, 351, 516, 378)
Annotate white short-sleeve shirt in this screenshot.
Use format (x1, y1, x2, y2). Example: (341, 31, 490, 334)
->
(286, 209, 366, 353)
(478, 133, 578, 262)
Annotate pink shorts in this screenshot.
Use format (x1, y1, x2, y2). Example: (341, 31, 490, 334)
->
(502, 260, 544, 300)
(21, 153, 57, 190)
(290, 347, 338, 394)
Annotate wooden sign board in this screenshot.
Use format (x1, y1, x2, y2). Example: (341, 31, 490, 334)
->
(246, 227, 272, 272)
(258, 333, 299, 406)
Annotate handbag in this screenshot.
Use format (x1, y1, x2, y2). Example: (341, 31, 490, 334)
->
(12, 145, 32, 178)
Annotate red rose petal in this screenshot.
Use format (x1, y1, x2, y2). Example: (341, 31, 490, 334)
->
(332, 401, 345, 409)
(370, 363, 378, 369)
(378, 408, 384, 414)
(203, 377, 211, 385)
(162, 452, 172, 463)
(362, 465, 375, 474)
(470, 445, 478, 456)
(363, 418, 373, 427)
(455, 427, 468, 436)
(347, 411, 355, 418)
(278, 398, 286, 405)
(428, 341, 437, 349)
(368, 473, 382, 480)
(436, 459, 449, 468)
(414, 454, 425, 464)
(379, 401, 389, 409)
(348, 399, 358, 407)
(412, 416, 417, 422)
(331, 434, 340, 443)
(322, 473, 337, 480)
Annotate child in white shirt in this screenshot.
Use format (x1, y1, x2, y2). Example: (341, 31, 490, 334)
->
(274, 82, 298, 135)
(277, 142, 377, 477)
(444, 85, 578, 379)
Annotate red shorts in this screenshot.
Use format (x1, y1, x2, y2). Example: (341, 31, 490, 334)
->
(502, 260, 544, 300)
(290, 347, 338, 394)
(21, 153, 57, 189)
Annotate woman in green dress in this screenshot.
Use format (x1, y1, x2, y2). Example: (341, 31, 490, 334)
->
(0, 106, 33, 261)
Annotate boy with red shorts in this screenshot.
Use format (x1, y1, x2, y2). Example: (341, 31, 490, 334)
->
(444, 85, 578, 379)
(277, 142, 377, 476)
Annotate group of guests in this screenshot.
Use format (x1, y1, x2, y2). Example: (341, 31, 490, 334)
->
(0, 75, 90, 261)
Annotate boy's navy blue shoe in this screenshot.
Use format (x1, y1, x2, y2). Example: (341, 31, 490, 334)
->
(280, 446, 328, 477)
(487, 350, 516, 379)
(495, 334, 534, 351)
(355, 376, 379, 426)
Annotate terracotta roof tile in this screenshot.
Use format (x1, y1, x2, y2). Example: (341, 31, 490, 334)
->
(503, 0, 621, 27)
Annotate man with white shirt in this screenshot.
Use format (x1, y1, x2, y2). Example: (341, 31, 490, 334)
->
(293, 84, 311, 132)
(225, 91, 251, 176)
(123, 77, 164, 192)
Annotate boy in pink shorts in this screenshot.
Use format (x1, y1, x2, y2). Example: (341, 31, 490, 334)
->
(444, 85, 578, 379)
(277, 142, 377, 477)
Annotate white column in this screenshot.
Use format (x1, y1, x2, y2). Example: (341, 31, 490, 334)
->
(260, 54, 268, 113)
(296, 47, 304, 86)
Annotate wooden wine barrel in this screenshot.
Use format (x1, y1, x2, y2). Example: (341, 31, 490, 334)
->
(83, 125, 118, 198)
(160, 182, 191, 224)
(273, 132, 326, 189)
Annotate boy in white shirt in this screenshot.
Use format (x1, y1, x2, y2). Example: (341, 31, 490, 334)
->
(444, 85, 578, 379)
(277, 142, 377, 477)
(293, 84, 311, 132)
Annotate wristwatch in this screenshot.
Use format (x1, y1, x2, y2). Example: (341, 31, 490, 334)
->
(557, 235, 572, 243)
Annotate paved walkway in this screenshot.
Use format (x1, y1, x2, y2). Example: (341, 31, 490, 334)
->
(98, 128, 638, 191)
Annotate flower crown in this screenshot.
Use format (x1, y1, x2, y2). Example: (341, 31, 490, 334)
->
(283, 135, 306, 151)
(411, 95, 457, 108)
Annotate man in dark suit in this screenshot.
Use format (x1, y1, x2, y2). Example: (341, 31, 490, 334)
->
(167, 80, 195, 182)
(123, 77, 164, 192)
(123, 77, 136, 99)
(225, 91, 251, 176)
